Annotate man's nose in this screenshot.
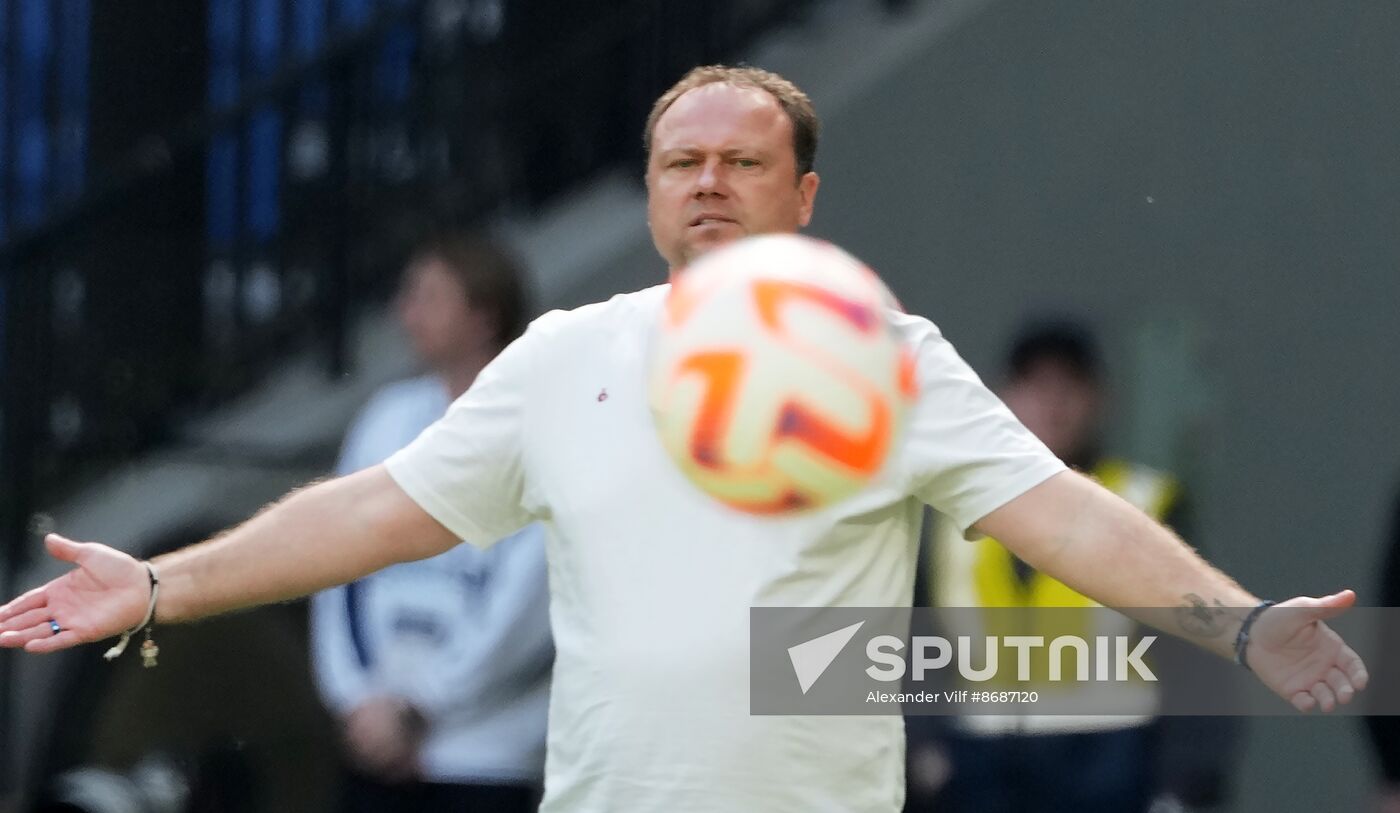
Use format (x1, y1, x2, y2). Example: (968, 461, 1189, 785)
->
(694, 158, 724, 196)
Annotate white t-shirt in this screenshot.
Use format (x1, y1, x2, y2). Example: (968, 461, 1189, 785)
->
(385, 284, 1065, 812)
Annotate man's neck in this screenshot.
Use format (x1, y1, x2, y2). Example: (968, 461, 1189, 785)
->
(437, 346, 498, 399)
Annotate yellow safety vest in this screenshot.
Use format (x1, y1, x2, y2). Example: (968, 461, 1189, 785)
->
(930, 458, 1180, 732)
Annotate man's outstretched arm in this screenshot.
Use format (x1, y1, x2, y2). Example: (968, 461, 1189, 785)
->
(0, 464, 457, 653)
(975, 469, 1368, 712)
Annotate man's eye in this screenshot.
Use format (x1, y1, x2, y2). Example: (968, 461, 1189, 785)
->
(735, 158, 759, 168)
(671, 159, 698, 169)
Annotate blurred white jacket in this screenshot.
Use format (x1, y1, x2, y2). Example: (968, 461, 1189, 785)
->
(311, 376, 552, 783)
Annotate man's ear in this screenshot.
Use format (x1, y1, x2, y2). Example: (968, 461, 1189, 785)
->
(797, 171, 820, 228)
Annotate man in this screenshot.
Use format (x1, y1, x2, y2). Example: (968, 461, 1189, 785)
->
(909, 321, 1237, 812)
(0, 66, 1368, 813)
(310, 232, 551, 812)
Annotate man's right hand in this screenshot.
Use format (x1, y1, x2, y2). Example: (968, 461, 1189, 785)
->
(343, 696, 426, 782)
(0, 534, 149, 654)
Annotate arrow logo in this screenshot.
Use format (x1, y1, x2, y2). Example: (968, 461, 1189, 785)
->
(787, 621, 865, 694)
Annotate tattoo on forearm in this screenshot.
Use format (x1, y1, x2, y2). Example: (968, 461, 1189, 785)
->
(1176, 593, 1229, 638)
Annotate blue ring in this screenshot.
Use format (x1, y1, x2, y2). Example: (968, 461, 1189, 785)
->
(49, 620, 61, 636)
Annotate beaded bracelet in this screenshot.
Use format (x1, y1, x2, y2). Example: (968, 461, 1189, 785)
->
(103, 562, 160, 668)
(1233, 599, 1276, 672)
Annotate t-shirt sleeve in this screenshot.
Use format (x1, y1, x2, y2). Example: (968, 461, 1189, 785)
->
(384, 329, 541, 548)
(902, 318, 1067, 536)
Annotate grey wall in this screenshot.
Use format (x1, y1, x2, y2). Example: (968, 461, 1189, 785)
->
(809, 2, 1399, 810)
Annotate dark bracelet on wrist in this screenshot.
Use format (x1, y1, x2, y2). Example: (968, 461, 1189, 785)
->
(1234, 599, 1276, 671)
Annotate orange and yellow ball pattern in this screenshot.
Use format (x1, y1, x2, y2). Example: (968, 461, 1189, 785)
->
(649, 235, 917, 514)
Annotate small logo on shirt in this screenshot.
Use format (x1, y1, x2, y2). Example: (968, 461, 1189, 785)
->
(597, 388, 608, 402)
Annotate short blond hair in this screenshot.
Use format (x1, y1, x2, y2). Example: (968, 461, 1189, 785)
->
(643, 64, 820, 178)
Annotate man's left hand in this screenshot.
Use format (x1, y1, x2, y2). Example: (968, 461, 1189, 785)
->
(1246, 590, 1368, 712)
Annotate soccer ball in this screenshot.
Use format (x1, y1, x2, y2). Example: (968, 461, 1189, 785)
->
(648, 234, 917, 514)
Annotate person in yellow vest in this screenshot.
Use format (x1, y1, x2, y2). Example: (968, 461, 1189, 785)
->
(906, 320, 1239, 813)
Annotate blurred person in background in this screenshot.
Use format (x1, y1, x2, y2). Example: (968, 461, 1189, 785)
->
(311, 230, 552, 813)
(907, 320, 1239, 813)
(1365, 476, 1400, 813)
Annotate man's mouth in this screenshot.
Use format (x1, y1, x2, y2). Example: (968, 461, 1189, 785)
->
(689, 215, 737, 227)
